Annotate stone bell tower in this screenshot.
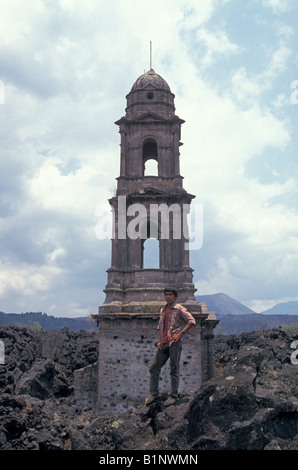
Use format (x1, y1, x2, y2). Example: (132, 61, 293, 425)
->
(101, 68, 202, 314)
(94, 68, 218, 413)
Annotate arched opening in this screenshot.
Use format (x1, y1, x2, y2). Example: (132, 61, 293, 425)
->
(142, 238, 159, 269)
(144, 159, 158, 176)
(143, 138, 158, 176)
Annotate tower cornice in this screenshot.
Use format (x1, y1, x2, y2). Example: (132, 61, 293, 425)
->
(115, 113, 185, 126)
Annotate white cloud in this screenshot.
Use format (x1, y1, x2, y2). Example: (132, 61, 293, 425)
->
(196, 28, 240, 67)
(177, 58, 296, 306)
(231, 67, 262, 105)
(262, 0, 292, 13)
(230, 43, 291, 107)
(0, 0, 297, 316)
(0, 260, 59, 298)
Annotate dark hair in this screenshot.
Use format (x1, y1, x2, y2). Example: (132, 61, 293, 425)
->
(164, 287, 178, 298)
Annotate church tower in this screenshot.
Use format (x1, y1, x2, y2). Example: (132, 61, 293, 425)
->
(94, 68, 218, 413)
(101, 68, 203, 314)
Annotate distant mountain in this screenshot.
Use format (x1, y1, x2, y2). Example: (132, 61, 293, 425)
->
(0, 311, 95, 332)
(196, 293, 256, 317)
(214, 313, 298, 335)
(261, 301, 298, 315)
(195, 294, 298, 334)
(2, 295, 298, 335)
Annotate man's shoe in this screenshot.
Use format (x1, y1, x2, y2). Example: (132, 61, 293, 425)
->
(164, 396, 177, 407)
(145, 394, 159, 406)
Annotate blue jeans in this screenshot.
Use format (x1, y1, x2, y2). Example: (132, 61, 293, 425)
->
(149, 340, 182, 398)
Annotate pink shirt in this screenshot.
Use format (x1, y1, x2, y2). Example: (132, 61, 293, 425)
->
(157, 303, 196, 346)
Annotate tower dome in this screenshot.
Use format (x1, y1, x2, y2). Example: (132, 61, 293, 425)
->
(125, 68, 175, 120)
(131, 68, 171, 92)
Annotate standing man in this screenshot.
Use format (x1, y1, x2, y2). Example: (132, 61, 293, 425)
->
(145, 287, 196, 407)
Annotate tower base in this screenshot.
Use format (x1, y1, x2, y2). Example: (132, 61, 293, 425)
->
(92, 306, 218, 413)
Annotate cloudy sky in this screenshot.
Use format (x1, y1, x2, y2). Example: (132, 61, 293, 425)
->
(0, 0, 297, 317)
